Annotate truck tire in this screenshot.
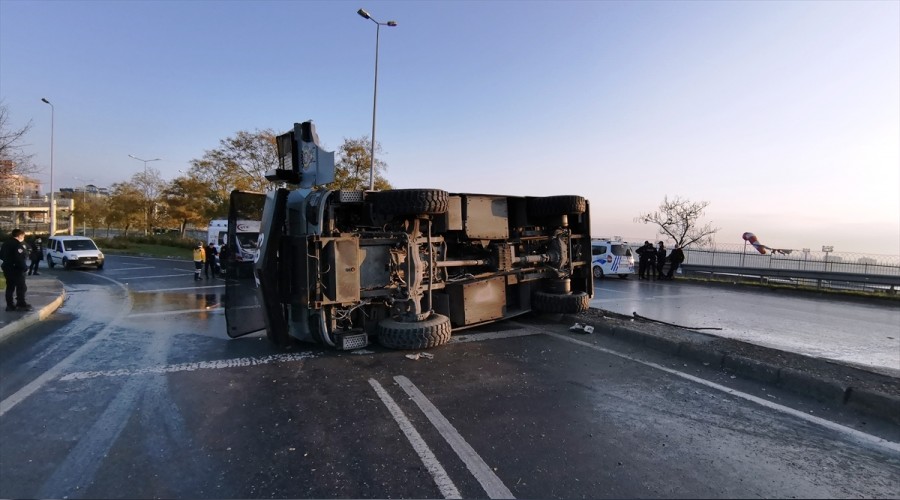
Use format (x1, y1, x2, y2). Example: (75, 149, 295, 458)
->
(527, 195, 587, 217)
(371, 189, 449, 216)
(532, 291, 590, 314)
(377, 313, 452, 350)
(47, 256, 55, 269)
(593, 266, 604, 279)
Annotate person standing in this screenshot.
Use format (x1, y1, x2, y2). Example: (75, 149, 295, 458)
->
(637, 241, 654, 280)
(1, 229, 33, 312)
(667, 244, 685, 279)
(193, 242, 206, 281)
(656, 241, 667, 280)
(204, 242, 218, 279)
(28, 237, 44, 276)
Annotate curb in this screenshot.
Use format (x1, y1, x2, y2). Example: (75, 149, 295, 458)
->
(558, 311, 900, 426)
(0, 289, 66, 344)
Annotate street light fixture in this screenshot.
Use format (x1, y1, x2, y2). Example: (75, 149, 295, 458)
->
(357, 8, 397, 191)
(41, 98, 55, 235)
(128, 154, 161, 173)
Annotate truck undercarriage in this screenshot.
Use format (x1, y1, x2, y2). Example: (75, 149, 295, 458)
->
(224, 122, 592, 350)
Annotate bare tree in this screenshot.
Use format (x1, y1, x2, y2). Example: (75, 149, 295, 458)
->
(636, 195, 719, 248)
(131, 166, 167, 234)
(0, 101, 38, 195)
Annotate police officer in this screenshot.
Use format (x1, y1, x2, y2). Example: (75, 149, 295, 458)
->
(28, 237, 43, 275)
(1, 229, 33, 312)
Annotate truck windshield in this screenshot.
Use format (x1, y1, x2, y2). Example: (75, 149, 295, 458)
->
(237, 233, 259, 249)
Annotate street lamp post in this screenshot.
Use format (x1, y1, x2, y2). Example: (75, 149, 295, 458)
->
(128, 154, 161, 235)
(41, 98, 54, 236)
(357, 8, 397, 191)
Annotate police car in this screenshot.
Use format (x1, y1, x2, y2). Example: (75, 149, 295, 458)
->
(591, 239, 634, 279)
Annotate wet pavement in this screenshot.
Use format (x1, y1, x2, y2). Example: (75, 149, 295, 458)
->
(0, 274, 65, 343)
(1, 256, 898, 499)
(591, 276, 900, 373)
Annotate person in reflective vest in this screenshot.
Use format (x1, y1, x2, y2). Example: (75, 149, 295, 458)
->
(192, 242, 206, 281)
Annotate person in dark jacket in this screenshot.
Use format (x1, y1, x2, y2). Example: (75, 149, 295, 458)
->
(28, 237, 43, 276)
(637, 241, 654, 280)
(204, 243, 219, 279)
(656, 241, 667, 279)
(1, 229, 33, 311)
(666, 244, 685, 279)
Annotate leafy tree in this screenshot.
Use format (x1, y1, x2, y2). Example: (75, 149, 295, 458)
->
(106, 182, 144, 237)
(73, 195, 106, 236)
(635, 195, 719, 248)
(326, 137, 392, 191)
(0, 101, 37, 195)
(162, 175, 215, 236)
(187, 129, 279, 216)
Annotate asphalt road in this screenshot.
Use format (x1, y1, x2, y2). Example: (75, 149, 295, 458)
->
(591, 276, 900, 372)
(0, 255, 898, 498)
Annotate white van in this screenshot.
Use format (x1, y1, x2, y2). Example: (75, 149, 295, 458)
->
(45, 236, 105, 270)
(207, 218, 261, 263)
(591, 239, 634, 279)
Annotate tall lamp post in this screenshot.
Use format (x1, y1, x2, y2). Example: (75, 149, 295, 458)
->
(357, 8, 397, 191)
(41, 98, 54, 235)
(128, 154, 161, 235)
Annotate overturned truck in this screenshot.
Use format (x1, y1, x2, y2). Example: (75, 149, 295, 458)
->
(224, 121, 593, 350)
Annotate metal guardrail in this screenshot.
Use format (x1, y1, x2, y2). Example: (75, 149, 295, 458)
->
(681, 248, 900, 292)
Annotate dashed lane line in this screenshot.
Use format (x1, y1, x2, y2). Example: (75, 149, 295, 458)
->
(59, 353, 318, 381)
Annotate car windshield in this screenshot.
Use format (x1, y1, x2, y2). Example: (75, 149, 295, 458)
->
(63, 240, 98, 251)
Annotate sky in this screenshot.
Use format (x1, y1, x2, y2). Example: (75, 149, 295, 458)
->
(1, 0, 898, 256)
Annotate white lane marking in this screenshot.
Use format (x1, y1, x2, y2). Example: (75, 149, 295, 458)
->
(119, 273, 195, 280)
(395, 376, 515, 499)
(368, 379, 461, 499)
(60, 353, 317, 381)
(127, 307, 223, 318)
(448, 329, 540, 344)
(544, 332, 900, 454)
(136, 284, 226, 293)
(0, 272, 133, 417)
(111, 255, 186, 262)
(103, 266, 155, 272)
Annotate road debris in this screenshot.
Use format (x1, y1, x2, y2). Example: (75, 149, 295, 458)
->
(632, 312, 723, 330)
(405, 352, 435, 361)
(569, 322, 595, 334)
